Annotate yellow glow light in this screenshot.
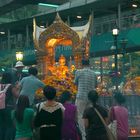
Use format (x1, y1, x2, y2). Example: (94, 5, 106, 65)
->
(112, 63, 115, 68)
(130, 128, 138, 135)
(16, 52, 23, 61)
(47, 39, 58, 47)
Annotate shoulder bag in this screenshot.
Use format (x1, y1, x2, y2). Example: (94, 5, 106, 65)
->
(94, 108, 117, 140)
(33, 103, 41, 140)
(0, 84, 11, 109)
(108, 107, 117, 139)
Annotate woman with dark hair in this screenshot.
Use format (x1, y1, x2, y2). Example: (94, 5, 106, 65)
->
(109, 93, 128, 140)
(12, 95, 34, 140)
(34, 85, 65, 140)
(60, 91, 78, 140)
(0, 72, 19, 140)
(83, 90, 109, 140)
(1, 72, 12, 84)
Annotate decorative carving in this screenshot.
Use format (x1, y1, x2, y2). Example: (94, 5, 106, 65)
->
(36, 13, 82, 75)
(39, 13, 80, 52)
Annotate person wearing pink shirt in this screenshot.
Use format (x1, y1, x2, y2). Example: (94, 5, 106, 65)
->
(109, 93, 128, 140)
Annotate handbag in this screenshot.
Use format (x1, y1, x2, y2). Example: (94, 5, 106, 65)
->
(33, 103, 41, 140)
(108, 107, 117, 138)
(108, 120, 117, 138)
(0, 84, 11, 109)
(94, 108, 117, 140)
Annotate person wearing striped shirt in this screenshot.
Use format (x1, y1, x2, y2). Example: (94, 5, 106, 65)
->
(74, 59, 97, 140)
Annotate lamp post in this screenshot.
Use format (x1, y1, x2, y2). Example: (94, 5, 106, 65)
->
(100, 57, 103, 83)
(16, 51, 23, 61)
(112, 28, 119, 91)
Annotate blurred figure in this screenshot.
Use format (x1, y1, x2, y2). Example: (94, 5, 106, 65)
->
(0, 72, 19, 140)
(19, 67, 45, 105)
(14, 61, 28, 83)
(83, 90, 108, 140)
(12, 95, 34, 140)
(109, 93, 128, 140)
(74, 59, 97, 139)
(60, 91, 78, 140)
(34, 85, 65, 140)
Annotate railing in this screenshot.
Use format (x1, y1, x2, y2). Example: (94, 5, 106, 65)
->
(93, 10, 140, 35)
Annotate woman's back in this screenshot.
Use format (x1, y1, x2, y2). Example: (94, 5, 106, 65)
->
(63, 103, 76, 121)
(113, 106, 128, 139)
(62, 102, 77, 140)
(83, 104, 108, 140)
(12, 108, 34, 139)
(34, 102, 64, 140)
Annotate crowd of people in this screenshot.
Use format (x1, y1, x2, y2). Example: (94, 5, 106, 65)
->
(0, 60, 129, 140)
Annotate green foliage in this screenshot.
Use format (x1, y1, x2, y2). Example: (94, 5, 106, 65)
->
(0, 55, 14, 67)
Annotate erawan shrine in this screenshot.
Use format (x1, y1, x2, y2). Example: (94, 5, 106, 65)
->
(34, 13, 91, 98)
(33, 13, 140, 99)
(1, 1, 140, 139)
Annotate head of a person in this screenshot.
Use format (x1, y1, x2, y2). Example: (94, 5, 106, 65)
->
(82, 59, 90, 67)
(28, 67, 38, 76)
(15, 95, 29, 123)
(15, 61, 24, 72)
(114, 92, 125, 105)
(43, 85, 56, 101)
(60, 90, 71, 104)
(88, 90, 99, 105)
(17, 95, 29, 109)
(1, 72, 12, 84)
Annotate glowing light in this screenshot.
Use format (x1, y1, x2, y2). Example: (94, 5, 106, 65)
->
(1, 68, 5, 72)
(77, 16, 82, 19)
(38, 3, 59, 8)
(40, 25, 45, 28)
(0, 32, 5, 34)
(112, 63, 115, 68)
(112, 28, 119, 36)
(16, 52, 23, 61)
(132, 4, 138, 8)
(130, 128, 138, 135)
(47, 39, 58, 47)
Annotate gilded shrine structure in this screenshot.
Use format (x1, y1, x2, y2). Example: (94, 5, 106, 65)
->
(33, 13, 91, 96)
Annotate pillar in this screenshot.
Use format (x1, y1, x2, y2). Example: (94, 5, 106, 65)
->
(26, 25, 29, 47)
(7, 29, 11, 50)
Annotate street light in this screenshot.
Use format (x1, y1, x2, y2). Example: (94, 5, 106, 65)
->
(112, 28, 119, 91)
(16, 52, 23, 61)
(112, 29, 119, 36)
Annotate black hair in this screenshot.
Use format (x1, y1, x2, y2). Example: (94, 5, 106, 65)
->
(114, 92, 125, 105)
(43, 85, 56, 100)
(1, 72, 12, 84)
(82, 59, 90, 66)
(60, 90, 71, 104)
(88, 90, 99, 106)
(28, 67, 38, 76)
(15, 95, 29, 123)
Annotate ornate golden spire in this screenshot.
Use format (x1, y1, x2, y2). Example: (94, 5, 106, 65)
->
(54, 12, 62, 23)
(39, 13, 80, 52)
